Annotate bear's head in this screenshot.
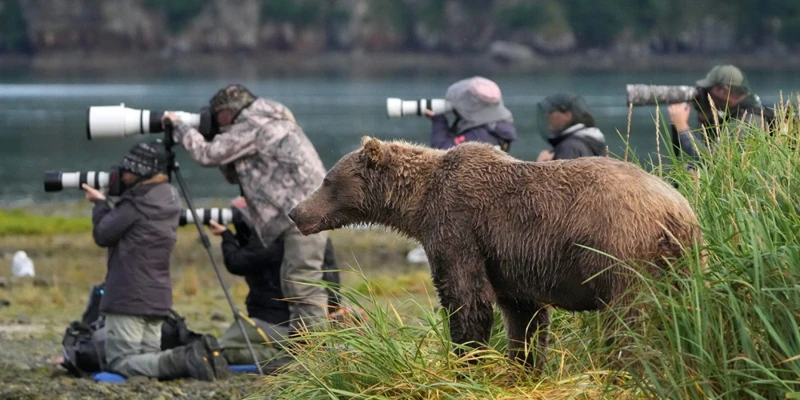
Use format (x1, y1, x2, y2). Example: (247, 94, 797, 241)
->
(289, 136, 438, 236)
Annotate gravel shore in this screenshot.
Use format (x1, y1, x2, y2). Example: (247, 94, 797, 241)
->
(0, 331, 266, 400)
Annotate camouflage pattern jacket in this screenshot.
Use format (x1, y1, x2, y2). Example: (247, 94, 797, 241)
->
(173, 98, 326, 246)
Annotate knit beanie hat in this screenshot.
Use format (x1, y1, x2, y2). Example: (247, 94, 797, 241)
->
(120, 141, 168, 179)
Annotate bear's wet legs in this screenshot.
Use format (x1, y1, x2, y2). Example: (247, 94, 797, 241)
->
(428, 251, 495, 363)
(497, 298, 550, 372)
(600, 291, 641, 370)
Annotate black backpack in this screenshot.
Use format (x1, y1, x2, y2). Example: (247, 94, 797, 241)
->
(61, 319, 106, 378)
(60, 282, 203, 378)
(160, 309, 203, 351)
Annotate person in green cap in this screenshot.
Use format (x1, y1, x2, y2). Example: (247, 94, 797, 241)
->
(668, 64, 775, 166)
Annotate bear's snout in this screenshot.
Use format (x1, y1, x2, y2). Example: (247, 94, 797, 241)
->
(288, 203, 320, 236)
(288, 207, 298, 223)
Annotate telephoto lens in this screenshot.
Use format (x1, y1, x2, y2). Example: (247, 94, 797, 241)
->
(178, 208, 234, 226)
(386, 98, 452, 118)
(626, 84, 699, 107)
(86, 103, 202, 140)
(43, 171, 109, 192)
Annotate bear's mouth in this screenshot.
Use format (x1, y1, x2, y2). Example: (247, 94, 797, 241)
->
(297, 218, 344, 236)
(297, 221, 323, 236)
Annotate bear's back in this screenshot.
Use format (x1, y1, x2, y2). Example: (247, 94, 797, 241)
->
(428, 143, 698, 259)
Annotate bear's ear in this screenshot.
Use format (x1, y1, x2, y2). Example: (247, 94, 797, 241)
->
(360, 136, 385, 167)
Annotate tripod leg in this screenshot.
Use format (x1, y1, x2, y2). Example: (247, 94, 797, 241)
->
(171, 164, 265, 376)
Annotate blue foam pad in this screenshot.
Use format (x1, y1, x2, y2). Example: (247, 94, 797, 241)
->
(93, 372, 127, 383)
(229, 364, 259, 373)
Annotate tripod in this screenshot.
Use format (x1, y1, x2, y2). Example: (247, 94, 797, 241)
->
(161, 121, 264, 376)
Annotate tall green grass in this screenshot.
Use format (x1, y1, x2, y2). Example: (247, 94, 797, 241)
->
(251, 98, 800, 399)
(619, 99, 800, 399)
(254, 271, 634, 399)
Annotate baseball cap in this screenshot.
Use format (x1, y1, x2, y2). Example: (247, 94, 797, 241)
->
(209, 84, 256, 115)
(696, 65, 750, 93)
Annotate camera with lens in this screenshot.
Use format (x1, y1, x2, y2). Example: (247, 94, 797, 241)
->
(626, 84, 702, 107)
(385, 98, 452, 118)
(178, 207, 241, 227)
(86, 103, 220, 141)
(43, 168, 125, 196)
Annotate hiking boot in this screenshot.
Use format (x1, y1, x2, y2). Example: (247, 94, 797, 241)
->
(201, 334, 229, 380)
(185, 340, 216, 382)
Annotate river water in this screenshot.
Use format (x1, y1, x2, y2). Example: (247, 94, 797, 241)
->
(1, 68, 798, 207)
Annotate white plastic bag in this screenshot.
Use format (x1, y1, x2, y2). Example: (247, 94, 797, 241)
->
(406, 245, 429, 264)
(11, 251, 35, 278)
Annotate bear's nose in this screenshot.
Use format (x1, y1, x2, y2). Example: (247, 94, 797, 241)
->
(288, 207, 297, 222)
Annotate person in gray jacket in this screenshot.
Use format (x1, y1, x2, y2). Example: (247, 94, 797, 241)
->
(82, 141, 228, 382)
(535, 92, 607, 161)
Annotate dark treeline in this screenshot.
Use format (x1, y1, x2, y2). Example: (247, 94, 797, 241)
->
(0, 0, 798, 57)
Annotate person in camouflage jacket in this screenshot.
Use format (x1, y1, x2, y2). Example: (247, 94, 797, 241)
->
(163, 84, 330, 336)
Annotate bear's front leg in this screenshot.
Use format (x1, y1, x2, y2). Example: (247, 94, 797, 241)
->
(427, 249, 495, 363)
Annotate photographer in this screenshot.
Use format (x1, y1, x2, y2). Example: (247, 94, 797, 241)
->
(163, 84, 331, 338)
(206, 197, 346, 369)
(535, 92, 606, 161)
(83, 141, 227, 382)
(668, 65, 775, 166)
(426, 76, 518, 153)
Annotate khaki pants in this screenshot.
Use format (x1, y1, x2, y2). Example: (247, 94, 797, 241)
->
(218, 314, 291, 371)
(280, 227, 330, 333)
(104, 313, 181, 378)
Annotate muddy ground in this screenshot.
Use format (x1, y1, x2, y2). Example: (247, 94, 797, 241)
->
(0, 226, 424, 400)
(0, 334, 261, 400)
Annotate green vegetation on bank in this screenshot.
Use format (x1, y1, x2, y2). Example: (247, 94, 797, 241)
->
(251, 102, 800, 399)
(0, 209, 92, 236)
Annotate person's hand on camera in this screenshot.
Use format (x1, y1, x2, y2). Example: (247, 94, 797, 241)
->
(161, 112, 181, 130)
(423, 109, 435, 119)
(82, 184, 106, 202)
(537, 150, 554, 162)
(207, 220, 228, 236)
(668, 103, 691, 132)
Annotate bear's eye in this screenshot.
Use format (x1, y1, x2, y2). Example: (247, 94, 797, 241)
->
(323, 178, 332, 187)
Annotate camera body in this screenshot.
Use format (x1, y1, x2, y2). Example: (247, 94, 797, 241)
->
(626, 84, 701, 107)
(86, 104, 219, 141)
(386, 98, 452, 118)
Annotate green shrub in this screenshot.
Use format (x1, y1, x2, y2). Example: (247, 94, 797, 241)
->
(261, 0, 321, 27)
(495, 3, 548, 31)
(142, 0, 206, 34)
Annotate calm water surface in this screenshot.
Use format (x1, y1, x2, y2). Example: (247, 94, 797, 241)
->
(1, 69, 799, 207)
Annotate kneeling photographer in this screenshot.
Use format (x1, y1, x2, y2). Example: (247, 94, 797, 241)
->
(426, 76, 518, 153)
(535, 92, 606, 161)
(162, 84, 331, 339)
(206, 197, 350, 370)
(83, 141, 228, 382)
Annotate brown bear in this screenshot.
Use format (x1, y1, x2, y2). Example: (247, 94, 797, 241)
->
(288, 136, 702, 371)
